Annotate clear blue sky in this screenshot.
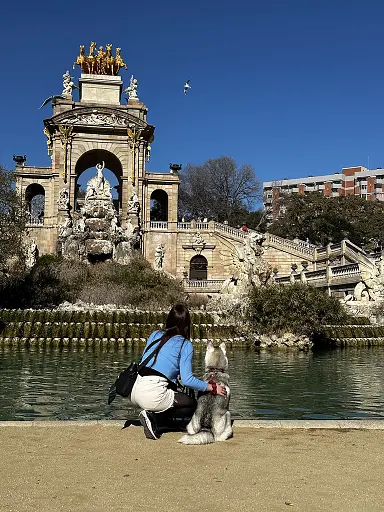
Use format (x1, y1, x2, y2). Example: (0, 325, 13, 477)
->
(1, 0, 384, 186)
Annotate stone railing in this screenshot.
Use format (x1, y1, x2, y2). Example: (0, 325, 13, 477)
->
(305, 269, 327, 281)
(331, 263, 360, 278)
(214, 222, 246, 239)
(275, 262, 361, 288)
(265, 233, 315, 257)
(196, 222, 210, 230)
(177, 222, 192, 230)
(27, 217, 44, 226)
(149, 221, 168, 230)
(183, 279, 225, 289)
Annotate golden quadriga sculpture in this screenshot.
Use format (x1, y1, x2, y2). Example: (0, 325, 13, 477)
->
(73, 42, 127, 76)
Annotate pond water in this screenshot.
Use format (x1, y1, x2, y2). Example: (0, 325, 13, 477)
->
(1, 344, 384, 421)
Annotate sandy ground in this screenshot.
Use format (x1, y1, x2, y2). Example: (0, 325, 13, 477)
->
(0, 424, 383, 512)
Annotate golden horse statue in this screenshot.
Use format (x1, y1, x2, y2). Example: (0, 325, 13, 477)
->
(74, 42, 127, 76)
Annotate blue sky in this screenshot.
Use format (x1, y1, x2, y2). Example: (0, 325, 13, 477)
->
(1, 0, 384, 188)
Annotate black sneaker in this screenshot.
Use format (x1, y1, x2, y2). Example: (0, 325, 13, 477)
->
(139, 410, 158, 440)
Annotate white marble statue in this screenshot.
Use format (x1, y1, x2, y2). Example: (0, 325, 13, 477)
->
(85, 162, 112, 200)
(127, 190, 140, 214)
(59, 217, 73, 238)
(221, 230, 272, 294)
(58, 188, 70, 210)
(26, 239, 38, 269)
(154, 244, 165, 269)
(124, 75, 139, 99)
(62, 71, 76, 98)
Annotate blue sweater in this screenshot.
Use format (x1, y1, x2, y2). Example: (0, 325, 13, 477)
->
(140, 330, 208, 392)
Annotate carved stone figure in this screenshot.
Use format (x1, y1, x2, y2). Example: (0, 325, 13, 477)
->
(192, 232, 205, 246)
(26, 239, 38, 269)
(127, 191, 140, 215)
(155, 244, 165, 269)
(220, 231, 272, 295)
(62, 71, 76, 98)
(58, 188, 70, 210)
(124, 75, 139, 99)
(58, 217, 73, 238)
(85, 162, 112, 200)
(191, 232, 206, 254)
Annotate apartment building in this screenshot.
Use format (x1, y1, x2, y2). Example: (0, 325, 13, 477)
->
(263, 166, 384, 220)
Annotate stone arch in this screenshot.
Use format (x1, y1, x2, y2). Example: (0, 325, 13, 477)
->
(74, 149, 123, 211)
(189, 254, 208, 280)
(25, 183, 45, 224)
(150, 189, 168, 222)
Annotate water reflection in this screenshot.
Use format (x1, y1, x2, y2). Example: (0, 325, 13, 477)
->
(0, 344, 384, 421)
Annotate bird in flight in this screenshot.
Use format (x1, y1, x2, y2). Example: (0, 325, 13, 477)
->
(39, 95, 65, 109)
(184, 80, 191, 95)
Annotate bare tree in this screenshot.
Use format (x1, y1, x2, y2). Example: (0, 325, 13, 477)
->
(0, 166, 28, 279)
(179, 156, 260, 223)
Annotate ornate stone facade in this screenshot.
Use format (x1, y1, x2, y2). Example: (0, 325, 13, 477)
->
(15, 42, 369, 297)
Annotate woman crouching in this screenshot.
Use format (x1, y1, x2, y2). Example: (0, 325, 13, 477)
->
(130, 304, 227, 440)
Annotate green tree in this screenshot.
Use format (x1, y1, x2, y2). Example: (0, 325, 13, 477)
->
(179, 156, 260, 222)
(268, 193, 384, 246)
(0, 165, 27, 281)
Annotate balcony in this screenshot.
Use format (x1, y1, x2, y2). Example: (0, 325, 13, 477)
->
(183, 279, 225, 293)
(149, 221, 168, 230)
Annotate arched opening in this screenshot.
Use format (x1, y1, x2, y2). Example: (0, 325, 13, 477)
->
(189, 255, 208, 280)
(75, 150, 123, 212)
(25, 184, 45, 224)
(150, 190, 168, 222)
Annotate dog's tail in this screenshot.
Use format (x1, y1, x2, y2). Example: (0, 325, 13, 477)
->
(178, 431, 215, 445)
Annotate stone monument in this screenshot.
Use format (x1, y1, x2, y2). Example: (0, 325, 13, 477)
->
(58, 162, 138, 263)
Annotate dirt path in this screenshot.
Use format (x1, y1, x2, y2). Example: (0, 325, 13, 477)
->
(0, 425, 383, 512)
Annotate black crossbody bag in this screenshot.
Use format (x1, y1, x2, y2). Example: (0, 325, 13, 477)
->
(107, 337, 162, 405)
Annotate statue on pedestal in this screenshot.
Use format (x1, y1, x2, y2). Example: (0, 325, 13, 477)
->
(62, 71, 77, 98)
(124, 75, 139, 100)
(85, 162, 112, 200)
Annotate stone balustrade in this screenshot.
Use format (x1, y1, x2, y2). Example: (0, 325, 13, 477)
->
(275, 262, 362, 289)
(183, 279, 225, 289)
(214, 223, 246, 239)
(265, 233, 315, 256)
(149, 221, 168, 230)
(331, 263, 360, 277)
(27, 217, 44, 226)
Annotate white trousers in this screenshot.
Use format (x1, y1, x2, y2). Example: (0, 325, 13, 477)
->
(130, 374, 175, 412)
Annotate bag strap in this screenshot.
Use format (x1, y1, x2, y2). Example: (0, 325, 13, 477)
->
(137, 333, 165, 371)
(139, 332, 186, 372)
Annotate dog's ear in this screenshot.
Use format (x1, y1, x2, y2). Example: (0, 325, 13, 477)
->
(207, 340, 215, 352)
(219, 342, 226, 355)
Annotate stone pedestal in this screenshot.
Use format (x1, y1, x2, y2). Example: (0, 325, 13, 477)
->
(79, 74, 123, 105)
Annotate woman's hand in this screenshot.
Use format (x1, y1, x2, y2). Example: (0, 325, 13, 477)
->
(207, 382, 227, 396)
(216, 384, 227, 397)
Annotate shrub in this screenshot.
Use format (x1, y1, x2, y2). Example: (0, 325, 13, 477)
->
(0, 254, 185, 309)
(247, 283, 348, 336)
(187, 293, 209, 310)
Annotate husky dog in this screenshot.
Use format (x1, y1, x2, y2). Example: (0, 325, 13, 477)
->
(178, 341, 232, 445)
